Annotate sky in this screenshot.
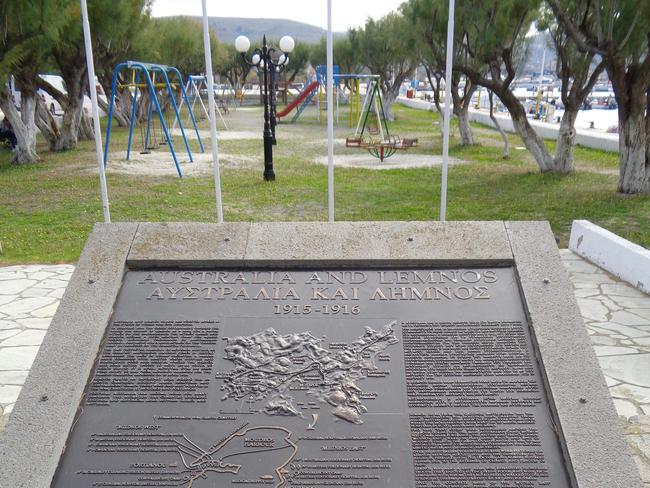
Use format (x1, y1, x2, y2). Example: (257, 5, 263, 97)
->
(151, 0, 405, 32)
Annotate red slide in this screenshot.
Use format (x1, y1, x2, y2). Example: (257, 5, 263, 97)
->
(276, 81, 319, 119)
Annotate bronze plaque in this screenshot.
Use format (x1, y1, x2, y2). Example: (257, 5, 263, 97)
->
(52, 267, 572, 487)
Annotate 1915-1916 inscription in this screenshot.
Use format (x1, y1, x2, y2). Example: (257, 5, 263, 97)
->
(52, 268, 572, 487)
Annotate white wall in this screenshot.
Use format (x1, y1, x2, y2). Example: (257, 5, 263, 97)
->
(569, 220, 650, 294)
(399, 97, 619, 153)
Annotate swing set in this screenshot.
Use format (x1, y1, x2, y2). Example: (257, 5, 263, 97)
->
(172, 75, 228, 131)
(345, 78, 418, 161)
(103, 61, 204, 178)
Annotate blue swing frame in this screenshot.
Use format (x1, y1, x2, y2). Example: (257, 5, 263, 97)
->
(103, 61, 204, 178)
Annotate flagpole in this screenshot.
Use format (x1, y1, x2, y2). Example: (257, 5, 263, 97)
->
(201, 0, 224, 223)
(440, 0, 455, 221)
(326, 0, 335, 222)
(80, 0, 110, 223)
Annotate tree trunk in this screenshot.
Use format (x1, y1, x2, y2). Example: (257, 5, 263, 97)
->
(78, 108, 95, 140)
(618, 106, 649, 194)
(55, 86, 84, 151)
(0, 86, 39, 164)
(499, 90, 555, 172)
(35, 96, 61, 150)
(456, 105, 474, 145)
(489, 91, 509, 159)
(381, 83, 402, 122)
(115, 87, 135, 127)
(554, 107, 578, 174)
(452, 83, 476, 146)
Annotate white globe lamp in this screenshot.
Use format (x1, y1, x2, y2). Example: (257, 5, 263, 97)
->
(279, 35, 295, 53)
(235, 35, 250, 53)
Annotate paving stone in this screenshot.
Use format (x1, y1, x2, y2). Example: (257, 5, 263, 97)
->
(574, 288, 602, 298)
(627, 436, 650, 481)
(26, 271, 56, 280)
(598, 321, 649, 338)
(611, 384, 650, 405)
(601, 296, 625, 312)
(0, 370, 28, 385)
(632, 309, 650, 321)
(47, 287, 66, 299)
(1, 296, 56, 315)
(0, 320, 18, 330)
(594, 345, 642, 356)
(587, 324, 618, 335)
(576, 297, 610, 322)
(47, 265, 74, 273)
(0, 346, 39, 370)
(0, 330, 47, 346)
(0, 385, 21, 405)
(33, 278, 71, 289)
(0, 279, 37, 295)
(602, 283, 649, 298)
(612, 296, 650, 309)
(16, 317, 51, 330)
(590, 335, 618, 346)
(559, 249, 582, 260)
(20, 287, 55, 298)
(599, 353, 650, 387)
(611, 310, 650, 326)
(0, 272, 27, 281)
(0, 295, 17, 306)
(31, 301, 61, 318)
(605, 375, 622, 387)
(562, 259, 602, 273)
(614, 398, 641, 418)
(571, 272, 614, 286)
(0, 330, 21, 342)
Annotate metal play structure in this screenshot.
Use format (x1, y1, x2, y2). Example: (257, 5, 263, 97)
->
(345, 77, 418, 161)
(103, 61, 204, 178)
(172, 75, 228, 131)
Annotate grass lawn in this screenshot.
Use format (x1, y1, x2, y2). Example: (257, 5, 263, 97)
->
(0, 103, 648, 264)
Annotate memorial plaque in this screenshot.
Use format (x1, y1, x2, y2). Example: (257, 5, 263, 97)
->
(53, 266, 572, 487)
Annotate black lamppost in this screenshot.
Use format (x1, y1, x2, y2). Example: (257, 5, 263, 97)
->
(235, 34, 294, 181)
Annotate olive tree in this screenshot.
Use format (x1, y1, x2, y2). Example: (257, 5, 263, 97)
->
(452, 0, 566, 172)
(36, 0, 150, 137)
(0, 1, 68, 163)
(547, 0, 650, 193)
(402, 0, 477, 145)
(351, 13, 417, 120)
(539, 8, 606, 173)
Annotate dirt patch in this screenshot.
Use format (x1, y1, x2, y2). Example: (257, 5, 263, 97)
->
(313, 153, 466, 170)
(169, 129, 259, 140)
(104, 151, 258, 177)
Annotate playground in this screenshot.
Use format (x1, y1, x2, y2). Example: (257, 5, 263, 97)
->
(1, 96, 649, 263)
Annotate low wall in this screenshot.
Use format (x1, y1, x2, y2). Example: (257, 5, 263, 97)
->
(398, 97, 619, 153)
(569, 220, 650, 294)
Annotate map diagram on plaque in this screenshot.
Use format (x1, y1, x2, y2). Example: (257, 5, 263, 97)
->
(218, 322, 398, 424)
(175, 423, 297, 488)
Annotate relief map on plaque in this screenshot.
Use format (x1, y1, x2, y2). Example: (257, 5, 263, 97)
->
(52, 268, 573, 488)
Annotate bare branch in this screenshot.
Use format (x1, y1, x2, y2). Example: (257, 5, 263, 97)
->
(546, 0, 603, 55)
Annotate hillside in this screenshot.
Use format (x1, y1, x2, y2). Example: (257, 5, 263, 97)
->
(192, 16, 345, 44)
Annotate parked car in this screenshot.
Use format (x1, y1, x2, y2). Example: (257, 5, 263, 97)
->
(10, 74, 107, 116)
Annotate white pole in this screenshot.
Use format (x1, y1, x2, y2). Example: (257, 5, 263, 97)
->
(538, 47, 546, 88)
(201, 0, 224, 223)
(439, 0, 455, 222)
(326, 0, 335, 222)
(80, 0, 110, 223)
